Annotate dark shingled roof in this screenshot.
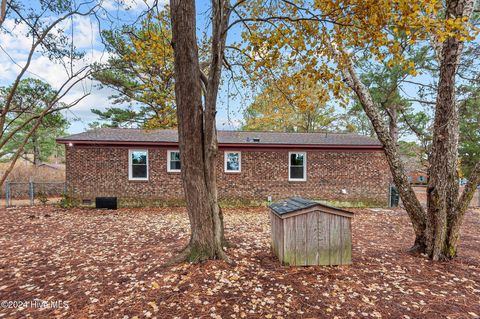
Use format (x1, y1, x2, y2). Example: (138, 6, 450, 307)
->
(269, 197, 354, 216)
(269, 197, 319, 215)
(57, 128, 381, 146)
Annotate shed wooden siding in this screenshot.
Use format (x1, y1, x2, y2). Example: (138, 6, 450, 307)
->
(271, 209, 352, 266)
(270, 212, 284, 262)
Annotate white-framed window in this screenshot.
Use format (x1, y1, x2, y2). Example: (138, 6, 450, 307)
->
(224, 151, 241, 173)
(289, 152, 306, 181)
(167, 150, 181, 172)
(128, 149, 148, 181)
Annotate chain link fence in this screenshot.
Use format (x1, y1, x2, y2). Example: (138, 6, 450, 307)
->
(4, 180, 66, 208)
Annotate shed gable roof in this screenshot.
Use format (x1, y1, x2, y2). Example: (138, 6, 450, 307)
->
(269, 197, 354, 218)
(269, 197, 318, 214)
(57, 128, 382, 147)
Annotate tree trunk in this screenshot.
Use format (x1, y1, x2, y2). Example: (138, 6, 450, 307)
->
(32, 133, 40, 165)
(335, 0, 479, 260)
(0, 115, 48, 187)
(203, 0, 231, 250)
(446, 161, 480, 254)
(425, 0, 475, 260)
(426, 38, 461, 260)
(169, 0, 230, 262)
(337, 53, 427, 250)
(386, 105, 398, 145)
(0, 0, 6, 28)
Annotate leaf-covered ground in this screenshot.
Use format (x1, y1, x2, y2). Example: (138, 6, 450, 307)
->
(0, 206, 479, 319)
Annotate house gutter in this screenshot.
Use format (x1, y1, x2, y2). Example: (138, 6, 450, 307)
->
(56, 139, 384, 151)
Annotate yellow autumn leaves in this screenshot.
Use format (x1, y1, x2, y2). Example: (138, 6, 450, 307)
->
(236, 0, 478, 99)
(243, 72, 338, 132)
(124, 10, 177, 129)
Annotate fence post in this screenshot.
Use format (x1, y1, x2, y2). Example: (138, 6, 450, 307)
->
(5, 179, 9, 208)
(29, 178, 34, 206)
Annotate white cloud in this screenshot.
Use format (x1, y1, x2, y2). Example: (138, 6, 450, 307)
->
(0, 14, 114, 133)
(2, 47, 110, 88)
(0, 14, 109, 84)
(217, 117, 243, 130)
(70, 16, 98, 49)
(0, 1, 245, 136)
(0, 19, 32, 52)
(0, 15, 99, 59)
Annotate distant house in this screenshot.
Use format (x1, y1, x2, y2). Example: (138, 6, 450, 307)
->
(408, 169, 429, 185)
(57, 129, 392, 207)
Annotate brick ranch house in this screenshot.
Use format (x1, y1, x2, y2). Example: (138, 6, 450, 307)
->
(57, 129, 392, 207)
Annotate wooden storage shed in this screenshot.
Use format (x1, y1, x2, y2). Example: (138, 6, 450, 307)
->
(269, 197, 354, 266)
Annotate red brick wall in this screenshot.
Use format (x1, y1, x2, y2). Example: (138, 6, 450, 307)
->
(65, 146, 391, 206)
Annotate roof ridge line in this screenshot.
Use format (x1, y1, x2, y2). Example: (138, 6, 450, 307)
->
(87, 128, 369, 136)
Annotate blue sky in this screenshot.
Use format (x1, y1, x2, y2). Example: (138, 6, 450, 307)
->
(0, 0, 250, 134)
(0, 0, 439, 139)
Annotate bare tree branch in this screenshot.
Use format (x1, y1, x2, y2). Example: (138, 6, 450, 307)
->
(0, 0, 103, 183)
(0, 2, 100, 136)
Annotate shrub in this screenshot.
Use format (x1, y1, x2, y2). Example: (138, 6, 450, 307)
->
(58, 192, 73, 208)
(37, 192, 49, 205)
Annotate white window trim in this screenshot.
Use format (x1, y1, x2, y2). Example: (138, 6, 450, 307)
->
(224, 151, 241, 173)
(128, 149, 149, 181)
(167, 150, 181, 172)
(288, 151, 307, 182)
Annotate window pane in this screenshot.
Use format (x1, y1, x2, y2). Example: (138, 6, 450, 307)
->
(290, 166, 304, 179)
(170, 151, 180, 161)
(227, 161, 239, 171)
(132, 164, 147, 178)
(170, 160, 181, 170)
(226, 153, 240, 171)
(290, 153, 304, 166)
(132, 151, 147, 165)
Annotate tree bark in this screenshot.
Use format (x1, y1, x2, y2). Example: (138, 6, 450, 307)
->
(0, 3, 96, 184)
(334, 0, 479, 260)
(32, 133, 40, 165)
(386, 105, 398, 145)
(426, 38, 460, 260)
(446, 160, 480, 254)
(336, 52, 427, 250)
(203, 0, 231, 250)
(0, 111, 50, 187)
(169, 0, 230, 262)
(425, 0, 475, 260)
(0, 0, 6, 28)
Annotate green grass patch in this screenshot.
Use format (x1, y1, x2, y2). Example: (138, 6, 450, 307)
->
(219, 198, 268, 208)
(316, 199, 386, 208)
(67, 196, 386, 209)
